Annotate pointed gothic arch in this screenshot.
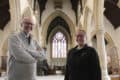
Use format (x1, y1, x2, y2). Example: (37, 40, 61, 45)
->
(41, 10, 75, 47)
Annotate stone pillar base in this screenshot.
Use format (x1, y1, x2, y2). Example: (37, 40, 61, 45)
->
(102, 75, 111, 80)
(102, 71, 111, 80)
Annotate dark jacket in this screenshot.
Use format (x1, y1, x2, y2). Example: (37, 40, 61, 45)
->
(64, 44, 101, 80)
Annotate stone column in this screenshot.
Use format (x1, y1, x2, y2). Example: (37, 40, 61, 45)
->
(9, 0, 21, 32)
(77, 0, 81, 26)
(96, 30, 110, 80)
(94, 0, 110, 80)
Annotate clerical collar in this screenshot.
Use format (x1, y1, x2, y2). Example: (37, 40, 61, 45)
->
(76, 44, 87, 50)
(77, 45, 83, 50)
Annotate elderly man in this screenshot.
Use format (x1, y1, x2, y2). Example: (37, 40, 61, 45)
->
(64, 28, 101, 80)
(8, 16, 44, 80)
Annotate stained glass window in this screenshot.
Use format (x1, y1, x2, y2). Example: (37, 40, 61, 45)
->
(52, 32, 67, 58)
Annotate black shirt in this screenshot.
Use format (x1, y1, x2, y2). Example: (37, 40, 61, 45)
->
(64, 44, 101, 80)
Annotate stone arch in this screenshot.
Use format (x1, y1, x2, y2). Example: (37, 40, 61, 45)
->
(48, 26, 72, 51)
(104, 32, 114, 45)
(90, 31, 119, 74)
(104, 33, 119, 74)
(47, 26, 71, 66)
(90, 31, 114, 46)
(41, 10, 75, 47)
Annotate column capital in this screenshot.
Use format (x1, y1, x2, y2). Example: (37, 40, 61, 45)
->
(96, 29, 105, 35)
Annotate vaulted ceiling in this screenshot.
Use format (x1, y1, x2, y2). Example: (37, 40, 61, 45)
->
(35, 0, 120, 29)
(46, 16, 71, 43)
(70, 0, 81, 24)
(37, 0, 47, 24)
(36, 0, 82, 25)
(104, 0, 120, 29)
(0, 0, 120, 30)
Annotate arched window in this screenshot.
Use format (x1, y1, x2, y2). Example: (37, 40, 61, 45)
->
(52, 32, 67, 58)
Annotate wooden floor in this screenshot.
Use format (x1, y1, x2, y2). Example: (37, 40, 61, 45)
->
(110, 75, 120, 80)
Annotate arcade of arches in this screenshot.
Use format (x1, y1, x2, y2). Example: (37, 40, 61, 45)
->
(0, 0, 120, 80)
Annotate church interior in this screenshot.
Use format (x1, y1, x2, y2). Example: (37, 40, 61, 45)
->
(0, 0, 120, 80)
